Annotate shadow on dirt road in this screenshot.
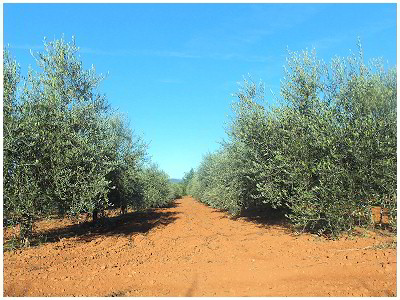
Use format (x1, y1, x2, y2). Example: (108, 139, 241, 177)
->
(238, 206, 291, 228)
(28, 206, 181, 246)
(211, 205, 291, 230)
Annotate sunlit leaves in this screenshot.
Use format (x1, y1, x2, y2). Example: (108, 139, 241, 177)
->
(188, 42, 396, 236)
(3, 37, 153, 242)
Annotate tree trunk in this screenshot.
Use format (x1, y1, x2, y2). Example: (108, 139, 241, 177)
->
(121, 204, 126, 215)
(92, 209, 98, 224)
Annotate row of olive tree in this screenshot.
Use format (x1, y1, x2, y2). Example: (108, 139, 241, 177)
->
(187, 42, 396, 236)
(3, 37, 176, 244)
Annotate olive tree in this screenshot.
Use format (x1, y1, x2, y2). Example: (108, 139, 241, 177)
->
(136, 164, 174, 209)
(4, 37, 124, 240)
(3, 49, 42, 241)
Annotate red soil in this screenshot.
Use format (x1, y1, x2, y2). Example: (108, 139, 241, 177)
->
(3, 196, 396, 296)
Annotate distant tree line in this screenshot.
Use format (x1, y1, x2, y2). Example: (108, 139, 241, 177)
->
(187, 41, 396, 237)
(3, 36, 181, 245)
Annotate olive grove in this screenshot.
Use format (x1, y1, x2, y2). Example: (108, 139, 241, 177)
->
(188, 42, 396, 236)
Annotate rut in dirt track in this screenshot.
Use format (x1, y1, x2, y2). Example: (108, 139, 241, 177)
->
(3, 196, 396, 297)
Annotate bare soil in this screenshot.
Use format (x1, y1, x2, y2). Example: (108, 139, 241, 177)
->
(3, 196, 396, 296)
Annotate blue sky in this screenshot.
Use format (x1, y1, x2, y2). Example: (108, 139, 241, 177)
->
(4, 3, 397, 179)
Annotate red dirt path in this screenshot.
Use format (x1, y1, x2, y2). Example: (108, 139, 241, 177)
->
(3, 196, 396, 296)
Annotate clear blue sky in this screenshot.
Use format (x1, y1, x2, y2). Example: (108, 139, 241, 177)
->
(4, 3, 396, 179)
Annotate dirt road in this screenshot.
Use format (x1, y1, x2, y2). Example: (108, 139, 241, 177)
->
(3, 196, 396, 296)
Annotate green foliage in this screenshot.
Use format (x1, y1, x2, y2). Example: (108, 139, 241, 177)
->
(136, 164, 175, 209)
(4, 48, 41, 241)
(169, 182, 185, 200)
(181, 168, 195, 195)
(187, 146, 248, 215)
(3, 37, 171, 244)
(105, 115, 147, 212)
(13, 37, 115, 222)
(188, 42, 396, 237)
